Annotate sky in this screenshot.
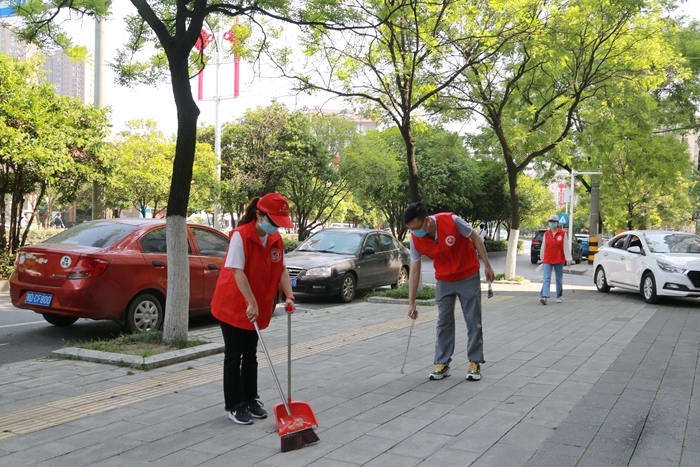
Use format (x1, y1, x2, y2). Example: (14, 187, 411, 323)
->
(31, 1, 700, 137)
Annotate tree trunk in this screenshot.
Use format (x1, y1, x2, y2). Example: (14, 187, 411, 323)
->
(400, 123, 420, 203)
(504, 163, 521, 280)
(162, 56, 200, 345)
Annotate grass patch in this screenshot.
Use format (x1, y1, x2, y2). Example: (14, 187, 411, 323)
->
(74, 331, 207, 358)
(494, 272, 525, 283)
(365, 285, 436, 300)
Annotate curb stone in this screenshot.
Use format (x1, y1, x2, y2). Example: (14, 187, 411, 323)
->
(50, 342, 224, 370)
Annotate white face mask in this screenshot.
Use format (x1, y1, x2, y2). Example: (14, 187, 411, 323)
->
(258, 215, 279, 234)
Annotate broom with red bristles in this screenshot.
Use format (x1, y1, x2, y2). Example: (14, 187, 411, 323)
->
(254, 310, 319, 452)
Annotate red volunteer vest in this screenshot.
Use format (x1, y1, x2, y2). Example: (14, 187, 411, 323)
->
(210, 222, 285, 331)
(412, 213, 479, 282)
(543, 229, 566, 265)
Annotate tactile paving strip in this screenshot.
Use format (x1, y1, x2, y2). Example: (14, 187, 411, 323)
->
(0, 296, 510, 440)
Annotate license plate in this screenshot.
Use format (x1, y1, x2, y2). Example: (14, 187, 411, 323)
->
(291, 278, 297, 287)
(25, 291, 53, 307)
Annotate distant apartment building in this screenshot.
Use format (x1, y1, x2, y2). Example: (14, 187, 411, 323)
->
(43, 49, 94, 105)
(0, 24, 36, 58)
(1, 24, 93, 105)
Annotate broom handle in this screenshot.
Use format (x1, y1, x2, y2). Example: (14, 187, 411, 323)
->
(253, 321, 292, 415)
(288, 311, 292, 403)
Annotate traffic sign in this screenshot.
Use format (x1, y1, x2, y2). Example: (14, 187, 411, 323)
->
(558, 214, 568, 225)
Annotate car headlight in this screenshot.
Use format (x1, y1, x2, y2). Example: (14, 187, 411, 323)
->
(305, 267, 332, 277)
(656, 260, 688, 275)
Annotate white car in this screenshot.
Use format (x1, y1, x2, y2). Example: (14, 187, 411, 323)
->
(593, 230, 700, 303)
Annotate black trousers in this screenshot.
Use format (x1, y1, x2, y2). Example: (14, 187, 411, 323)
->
(219, 321, 259, 411)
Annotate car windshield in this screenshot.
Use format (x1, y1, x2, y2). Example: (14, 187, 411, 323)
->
(44, 222, 139, 248)
(643, 233, 700, 254)
(298, 231, 364, 254)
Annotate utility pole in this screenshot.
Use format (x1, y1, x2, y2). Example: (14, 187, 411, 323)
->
(91, 2, 110, 220)
(569, 168, 602, 245)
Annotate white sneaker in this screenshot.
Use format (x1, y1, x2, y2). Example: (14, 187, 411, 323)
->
(556, 298, 562, 303)
(540, 297, 547, 305)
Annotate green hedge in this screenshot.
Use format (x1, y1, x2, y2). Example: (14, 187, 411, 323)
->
(282, 235, 300, 253)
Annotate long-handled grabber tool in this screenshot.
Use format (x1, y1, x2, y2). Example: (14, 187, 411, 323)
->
(400, 317, 415, 374)
(254, 319, 319, 452)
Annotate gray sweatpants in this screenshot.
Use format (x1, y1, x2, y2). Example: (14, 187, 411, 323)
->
(434, 272, 484, 365)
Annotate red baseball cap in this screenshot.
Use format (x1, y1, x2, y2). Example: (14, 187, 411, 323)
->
(258, 193, 294, 228)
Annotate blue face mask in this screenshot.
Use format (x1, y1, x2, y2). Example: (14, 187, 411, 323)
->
(259, 216, 279, 234)
(412, 229, 428, 238)
(549, 222, 558, 229)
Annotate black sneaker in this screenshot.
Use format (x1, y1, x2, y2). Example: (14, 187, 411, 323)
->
(246, 398, 268, 419)
(228, 404, 253, 425)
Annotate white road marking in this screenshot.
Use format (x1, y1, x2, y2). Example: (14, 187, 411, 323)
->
(0, 321, 45, 329)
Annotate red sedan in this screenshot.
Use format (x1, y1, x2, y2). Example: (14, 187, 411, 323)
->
(10, 219, 230, 332)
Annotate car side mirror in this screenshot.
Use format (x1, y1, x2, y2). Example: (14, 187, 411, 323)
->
(362, 247, 375, 256)
(627, 246, 643, 255)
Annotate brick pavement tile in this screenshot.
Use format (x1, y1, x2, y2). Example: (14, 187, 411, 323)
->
(422, 413, 479, 436)
(401, 400, 457, 421)
(388, 430, 453, 458)
(628, 457, 679, 467)
(470, 442, 538, 467)
(546, 420, 600, 448)
(324, 434, 399, 464)
(448, 409, 524, 453)
(260, 440, 344, 467)
(200, 443, 279, 467)
(146, 446, 219, 466)
(34, 436, 144, 467)
(0, 440, 82, 467)
(363, 453, 423, 467)
(366, 414, 433, 441)
(187, 425, 269, 453)
(353, 402, 411, 425)
(681, 450, 700, 467)
(418, 445, 481, 466)
(0, 422, 88, 452)
(566, 405, 611, 426)
(307, 458, 358, 467)
(513, 382, 557, 398)
(498, 421, 554, 448)
(118, 431, 211, 462)
(315, 419, 379, 445)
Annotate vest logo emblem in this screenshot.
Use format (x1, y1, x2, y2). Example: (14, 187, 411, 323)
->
(556, 235, 562, 242)
(445, 235, 456, 246)
(271, 248, 282, 262)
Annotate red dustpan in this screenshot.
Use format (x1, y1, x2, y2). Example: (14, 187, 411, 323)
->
(273, 398, 318, 436)
(254, 314, 319, 452)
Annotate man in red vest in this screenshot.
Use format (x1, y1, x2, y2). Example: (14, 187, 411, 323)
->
(539, 214, 572, 305)
(404, 203, 495, 381)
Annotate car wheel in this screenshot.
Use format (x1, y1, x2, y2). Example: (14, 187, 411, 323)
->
(123, 293, 164, 333)
(392, 267, 409, 289)
(531, 256, 538, 264)
(595, 267, 611, 293)
(42, 313, 78, 327)
(641, 272, 659, 304)
(337, 273, 356, 303)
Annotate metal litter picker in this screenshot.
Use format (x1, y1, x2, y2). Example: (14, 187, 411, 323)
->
(253, 312, 318, 452)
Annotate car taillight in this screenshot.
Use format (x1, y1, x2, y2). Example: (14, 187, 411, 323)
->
(68, 258, 110, 279)
(532, 239, 540, 245)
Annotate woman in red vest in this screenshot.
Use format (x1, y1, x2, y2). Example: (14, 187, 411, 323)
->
(210, 193, 296, 425)
(539, 214, 572, 305)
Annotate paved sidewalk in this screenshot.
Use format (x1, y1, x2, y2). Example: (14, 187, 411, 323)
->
(1, 280, 698, 466)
